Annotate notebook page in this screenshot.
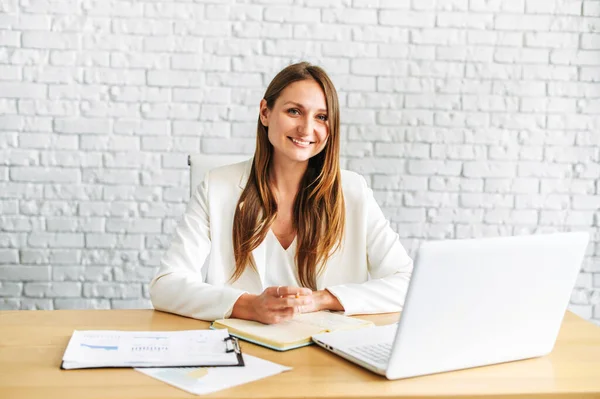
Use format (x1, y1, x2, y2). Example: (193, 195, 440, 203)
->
(295, 312, 374, 332)
(218, 318, 323, 344)
(216, 312, 374, 345)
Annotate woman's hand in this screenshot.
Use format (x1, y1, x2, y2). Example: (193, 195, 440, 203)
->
(298, 289, 344, 314)
(231, 286, 313, 324)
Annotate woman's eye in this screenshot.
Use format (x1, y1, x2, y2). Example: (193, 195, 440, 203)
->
(317, 115, 328, 122)
(287, 108, 300, 115)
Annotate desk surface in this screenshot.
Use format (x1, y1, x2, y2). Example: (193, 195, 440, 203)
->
(1, 310, 599, 399)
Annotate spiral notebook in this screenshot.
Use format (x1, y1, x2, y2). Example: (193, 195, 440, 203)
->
(60, 329, 243, 369)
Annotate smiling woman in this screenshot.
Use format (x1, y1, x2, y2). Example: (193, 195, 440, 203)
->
(233, 64, 344, 305)
(149, 62, 414, 325)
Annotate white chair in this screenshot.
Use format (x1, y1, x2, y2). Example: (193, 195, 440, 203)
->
(188, 154, 250, 198)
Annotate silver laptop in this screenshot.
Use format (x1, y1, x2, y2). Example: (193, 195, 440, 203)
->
(312, 231, 589, 380)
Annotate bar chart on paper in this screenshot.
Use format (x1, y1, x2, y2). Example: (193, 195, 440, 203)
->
(130, 335, 169, 353)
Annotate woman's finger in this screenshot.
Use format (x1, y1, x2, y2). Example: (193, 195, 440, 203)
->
(272, 286, 312, 298)
(264, 308, 295, 324)
(268, 296, 313, 310)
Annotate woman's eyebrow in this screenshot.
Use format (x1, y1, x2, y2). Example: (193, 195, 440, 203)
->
(283, 101, 327, 113)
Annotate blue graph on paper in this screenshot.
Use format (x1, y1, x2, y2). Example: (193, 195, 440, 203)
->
(80, 343, 118, 351)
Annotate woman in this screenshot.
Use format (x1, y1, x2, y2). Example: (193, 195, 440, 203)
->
(150, 62, 413, 324)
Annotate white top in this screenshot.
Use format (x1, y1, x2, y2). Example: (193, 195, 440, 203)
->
(264, 230, 299, 288)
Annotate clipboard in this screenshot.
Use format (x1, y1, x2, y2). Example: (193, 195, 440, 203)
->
(60, 330, 245, 370)
(219, 335, 244, 367)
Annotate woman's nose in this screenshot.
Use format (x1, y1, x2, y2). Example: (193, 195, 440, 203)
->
(297, 117, 313, 136)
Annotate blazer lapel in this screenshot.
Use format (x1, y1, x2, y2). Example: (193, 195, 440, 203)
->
(238, 159, 252, 190)
(251, 239, 267, 291)
(237, 158, 267, 290)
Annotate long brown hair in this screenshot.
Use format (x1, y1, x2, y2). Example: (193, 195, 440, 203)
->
(231, 62, 345, 290)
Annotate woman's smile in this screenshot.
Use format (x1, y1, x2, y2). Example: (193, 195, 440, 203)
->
(288, 137, 314, 147)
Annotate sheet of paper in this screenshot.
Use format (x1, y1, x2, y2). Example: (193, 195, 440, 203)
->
(135, 354, 291, 395)
(62, 329, 239, 369)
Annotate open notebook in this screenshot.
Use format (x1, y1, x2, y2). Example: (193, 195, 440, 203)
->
(211, 311, 374, 351)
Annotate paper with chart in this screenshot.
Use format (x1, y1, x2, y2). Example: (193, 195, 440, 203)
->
(136, 354, 291, 395)
(61, 329, 240, 369)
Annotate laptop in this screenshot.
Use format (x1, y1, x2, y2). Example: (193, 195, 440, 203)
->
(312, 231, 589, 380)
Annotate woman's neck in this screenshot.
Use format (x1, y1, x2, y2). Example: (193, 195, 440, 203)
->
(269, 155, 308, 197)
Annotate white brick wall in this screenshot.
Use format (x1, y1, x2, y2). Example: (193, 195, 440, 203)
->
(0, 0, 599, 325)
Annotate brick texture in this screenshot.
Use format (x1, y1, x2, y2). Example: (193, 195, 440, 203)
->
(0, 0, 598, 324)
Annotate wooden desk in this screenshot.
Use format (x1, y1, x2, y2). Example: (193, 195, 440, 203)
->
(1, 310, 599, 399)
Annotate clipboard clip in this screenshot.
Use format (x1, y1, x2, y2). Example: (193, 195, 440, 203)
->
(224, 336, 241, 354)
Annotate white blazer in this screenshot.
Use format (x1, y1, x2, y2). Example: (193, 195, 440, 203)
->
(150, 160, 413, 321)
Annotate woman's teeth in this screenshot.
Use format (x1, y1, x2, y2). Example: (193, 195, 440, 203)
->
(291, 138, 311, 145)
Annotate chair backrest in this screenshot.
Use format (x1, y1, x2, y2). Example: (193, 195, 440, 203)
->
(188, 154, 250, 197)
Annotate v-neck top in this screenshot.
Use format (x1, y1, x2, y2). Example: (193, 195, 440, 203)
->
(264, 229, 300, 287)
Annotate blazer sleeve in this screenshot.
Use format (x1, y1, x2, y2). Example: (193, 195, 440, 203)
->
(326, 176, 414, 315)
(149, 173, 246, 321)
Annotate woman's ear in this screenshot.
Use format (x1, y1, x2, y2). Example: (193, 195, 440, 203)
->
(259, 99, 269, 127)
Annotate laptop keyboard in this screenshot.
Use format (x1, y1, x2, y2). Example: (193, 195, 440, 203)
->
(347, 342, 392, 365)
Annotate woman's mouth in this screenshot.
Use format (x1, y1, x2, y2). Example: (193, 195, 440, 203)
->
(289, 137, 313, 147)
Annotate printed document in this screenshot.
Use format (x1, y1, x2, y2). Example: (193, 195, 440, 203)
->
(136, 354, 291, 395)
(61, 329, 242, 369)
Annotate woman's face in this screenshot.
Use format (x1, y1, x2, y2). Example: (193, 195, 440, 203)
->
(260, 79, 329, 165)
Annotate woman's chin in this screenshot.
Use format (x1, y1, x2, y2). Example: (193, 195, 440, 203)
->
(279, 150, 313, 164)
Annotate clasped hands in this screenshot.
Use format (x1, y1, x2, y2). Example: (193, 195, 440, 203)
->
(231, 285, 343, 324)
